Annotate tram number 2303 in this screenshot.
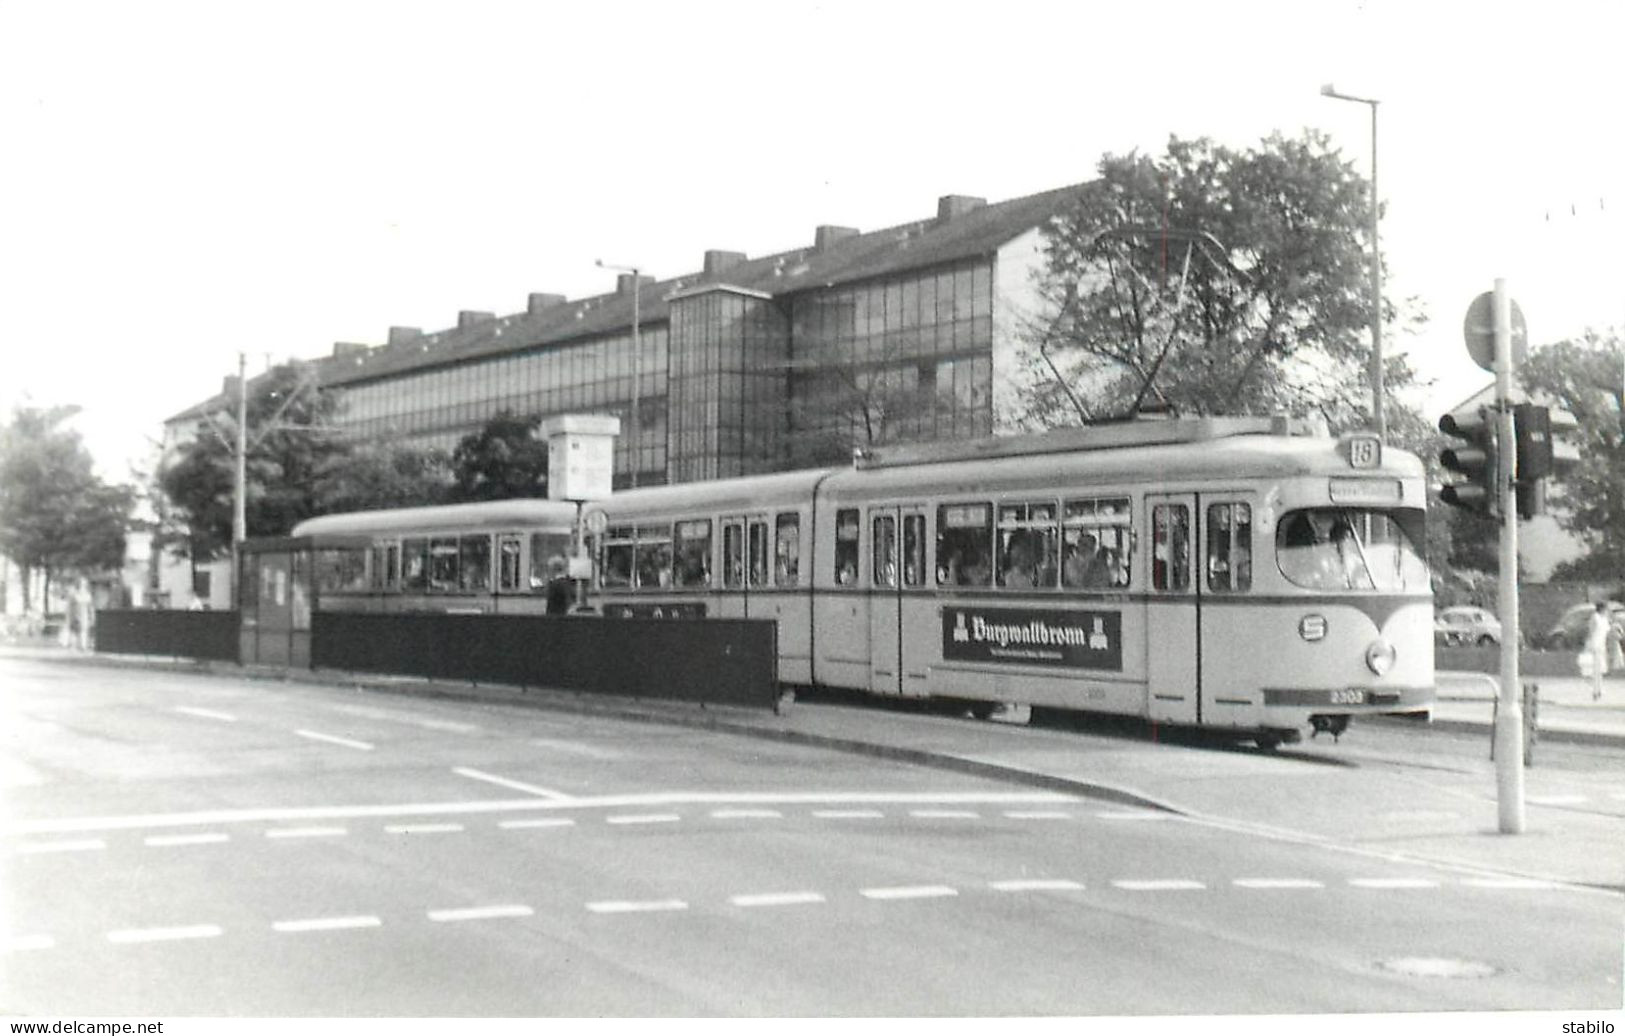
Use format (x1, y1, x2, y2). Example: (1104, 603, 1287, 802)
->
(1329, 688, 1367, 705)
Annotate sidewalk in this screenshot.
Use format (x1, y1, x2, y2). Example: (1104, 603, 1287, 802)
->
(8, 644, 1625, 893)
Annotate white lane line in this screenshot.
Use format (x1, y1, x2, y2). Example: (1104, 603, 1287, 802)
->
(498, 818, 577, 830)
(989, 879, 1085, 893)
(272, 915, 382, 933)
(1112, 880, 1206, 891)
(860, 885, 958, 901)
(729, 892, 826, 908)
(144, 833, 230, 847)
(174, 706, 237, 722)
(606, 813, 681, 825)
(909, 809, 980, 819)
(812, 809, 885, 819)
(294, 729, 374, 751)
(328, 704, 479, 735)
(1526, 794, 1589, 806)
(1003, 810, 1073, 820)
(1460, 878, 1563, 890)
(265, 826, 348, 840)
(1232, 878, 1325, 890)
(384, 823, 464, 835)
(1095, 811, 1169, 821)
(5, 935, 56, 952)
(107, 924, 224, 944)
(531, 737, 622, 760)
(710, 809, 784, 819)
(586, 900, 689, 914)
(15, 838, 106, 854)
(427, 905, 534, 923)
(1348, 878, 1439, 889)
(452, 767, 572, 801)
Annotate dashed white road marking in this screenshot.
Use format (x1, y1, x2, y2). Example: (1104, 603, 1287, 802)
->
(729, 892, 826, 908)
(1232, 878, 1325, 890)
(1526, 794, 1588, 806)
(1349, 878, 1439, 889)
(174, 706, 236, 722)
(989, 879, 1085, 892)
(531, 737, 622, 760)
(328, 703, 479, 735)
(498, 818, 576, 830)
(272, 915, 382, 933)
(265, 826, 348, 840)
(427, 905, 534, 923)
(1112, 880, 1206, 891)
(909, 809, 980, 819)
(16, 838, 106, 854)
(1003, 810, 1072, 820)
(813, 809, 885, 819)
(860, 885, 958, 900)
(586, 900, 689, 914)
(606, 813, 681, 825)
(384, 823, 465, 835)
(5, 935, 55, 952)
(294, 729, 374, 751)
(452, 767, 572, 801)
(107, 924, 223, 944)
(144, 833, 230, 847)
(710, 809, 783, 819)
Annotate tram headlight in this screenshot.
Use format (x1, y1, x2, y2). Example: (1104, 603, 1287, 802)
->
(1365, 638, 1397, 676)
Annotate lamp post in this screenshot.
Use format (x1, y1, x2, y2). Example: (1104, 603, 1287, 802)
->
(1321, 83, 1385, 443)
(597, 259, 643, 487)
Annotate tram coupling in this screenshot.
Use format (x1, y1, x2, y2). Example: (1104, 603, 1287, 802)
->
(1308, 714, 1352, 741)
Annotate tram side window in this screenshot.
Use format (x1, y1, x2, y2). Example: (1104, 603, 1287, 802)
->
(1206, 503, 1252, 593)
(834, 509, 860, 585)
(936, 503, 992, 587)
(370, 544, 399, 592)
(499, 537, 522, 593)
(316, 548, 367, 594)
(1062, 497, 1131, 589)
(601, 527, 635, 588)
(429, 537, 459, 592)
(459, 535, 492, 592)
(774, 513, 800, 587)
(530, 532, 572, 589)
(402, 538, 429, 592)
(997, 501, 1058, 589)
(635, 523, 673, 588)
(1151, 505, 1191, 591)
(673, 520, 713, 588)
(902, 514, 926, 587)
(748, 520, 768, 587)
(872, 514, 898, 588)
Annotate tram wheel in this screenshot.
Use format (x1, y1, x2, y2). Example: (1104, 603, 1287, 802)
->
(967, 702, 998, 721)
(1253, 734, 1283, 752)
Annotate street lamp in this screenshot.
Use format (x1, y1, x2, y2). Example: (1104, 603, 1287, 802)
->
(596, 259, 644, 487)
(1321, 82, 1385, 443)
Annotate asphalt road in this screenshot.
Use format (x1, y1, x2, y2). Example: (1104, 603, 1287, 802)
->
(3, 656, 1620, 1016)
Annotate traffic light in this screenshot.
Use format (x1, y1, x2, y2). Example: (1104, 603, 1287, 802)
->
(1512, 404, 1581, 519)
(1438, 406, 1499, 516)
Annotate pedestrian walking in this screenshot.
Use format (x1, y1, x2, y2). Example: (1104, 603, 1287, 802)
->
(1583, 602, 1611, 702)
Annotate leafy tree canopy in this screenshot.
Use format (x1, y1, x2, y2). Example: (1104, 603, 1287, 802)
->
(1021, 132, 1424, 431)
(315, 441, 451, 514)
(447, 410, 550, 502)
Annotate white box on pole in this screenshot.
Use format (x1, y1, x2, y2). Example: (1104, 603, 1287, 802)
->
(542, 415, 621, 502)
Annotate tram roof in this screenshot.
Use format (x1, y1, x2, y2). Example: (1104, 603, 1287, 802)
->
(291, 498, 577, 538)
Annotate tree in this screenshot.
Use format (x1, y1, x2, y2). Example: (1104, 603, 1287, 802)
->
(0, 405, 135, 608)
(159, 362, 350, 558)
(447, 410, 550, 501)
(314, 441, 451, 513)
(1019, 132, 1424, 428)
(1518, 329, 1625, 578)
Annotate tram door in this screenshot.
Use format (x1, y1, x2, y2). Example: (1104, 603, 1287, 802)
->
(869, 509, 903, 695)
(1144, 494, 1200, 725)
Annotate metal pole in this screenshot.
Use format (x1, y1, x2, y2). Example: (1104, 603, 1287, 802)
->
(233, 352, 247, 606)
(1368, 101, 1384, 444)
(1492, 277, 1525, 834)
(631, 268, 640, 489)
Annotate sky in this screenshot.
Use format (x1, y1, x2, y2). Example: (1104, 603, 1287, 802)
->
(2, 0, 1620, 482)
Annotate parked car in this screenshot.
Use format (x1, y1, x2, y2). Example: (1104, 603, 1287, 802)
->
(1535, 601, 1625, 651)
(1434, 605, 1502, 646)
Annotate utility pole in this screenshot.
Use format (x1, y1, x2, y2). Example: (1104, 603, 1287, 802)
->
(1491, 279, 1525, 834)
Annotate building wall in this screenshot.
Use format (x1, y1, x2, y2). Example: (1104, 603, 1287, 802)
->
(991, 227, 1052, 434)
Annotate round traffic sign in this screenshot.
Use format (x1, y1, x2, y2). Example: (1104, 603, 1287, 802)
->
(584, 509, 609, 535)
(1463, 292, 1528, 372)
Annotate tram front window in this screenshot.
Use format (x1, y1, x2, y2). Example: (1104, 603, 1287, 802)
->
(1276, 508, 1427, 591)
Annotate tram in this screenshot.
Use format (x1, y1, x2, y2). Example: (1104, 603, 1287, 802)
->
(582, 416, 1435, 746)
(292, 498, 578, 614)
